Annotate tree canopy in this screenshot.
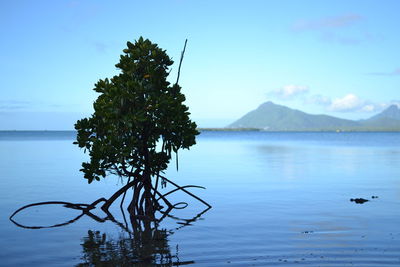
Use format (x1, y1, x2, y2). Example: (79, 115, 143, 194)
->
(74, 37, 198, 184)
(11, 37, 209, 229)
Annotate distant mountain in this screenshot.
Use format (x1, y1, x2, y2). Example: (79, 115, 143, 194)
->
(360, 104, 400, 130)
(367, 104, 400, 121)
(227, 102, 400, 131)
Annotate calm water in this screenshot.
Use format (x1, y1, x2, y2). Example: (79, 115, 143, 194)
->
(1, 131, 400, 266)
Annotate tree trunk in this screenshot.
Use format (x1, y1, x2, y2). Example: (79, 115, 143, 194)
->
(142, 169, 154, 218)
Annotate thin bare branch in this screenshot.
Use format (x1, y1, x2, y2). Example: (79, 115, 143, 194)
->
(175, 39, 188, 85)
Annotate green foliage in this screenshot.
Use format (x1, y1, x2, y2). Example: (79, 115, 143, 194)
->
(74, 37, 198, 183)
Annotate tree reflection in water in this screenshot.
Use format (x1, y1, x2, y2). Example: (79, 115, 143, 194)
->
(10, 198, 208, 266)
(77, 211, 201, 266)
(78, 224, 171, 266)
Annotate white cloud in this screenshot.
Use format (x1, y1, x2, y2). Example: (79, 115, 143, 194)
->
(327, 94, 384, 113)
(281, 87, 394, 114)
(360, 104, 376, 112)
(391, 101, 400, 108)
(383, 101, 400, 109)
(362, 102, 400, 113)
(270, 85, 309, 100)
(329, 94, 364, 112)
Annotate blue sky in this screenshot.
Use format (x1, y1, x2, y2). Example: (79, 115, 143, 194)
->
(1, 0, 399, 129)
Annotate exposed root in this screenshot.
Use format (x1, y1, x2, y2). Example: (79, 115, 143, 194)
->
(157, 185, 206, 201)
(158, 174, 212, 208)
(9, 174, 211, 230)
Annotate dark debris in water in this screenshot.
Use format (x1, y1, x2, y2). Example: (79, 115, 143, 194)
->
(350, 198, 369, 204)
(350, 195, 380, 204)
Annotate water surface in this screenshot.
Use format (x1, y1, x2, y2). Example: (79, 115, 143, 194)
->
(1, 131, 400, 266)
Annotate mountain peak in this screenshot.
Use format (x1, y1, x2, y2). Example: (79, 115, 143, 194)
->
(259, 101, 276, 107)
(228, 102, 400, 131)
(228, 101, 356, 130)
(370, 104, 400, 121)
(258, 101, 287, 110)
(386, 104, 399, 111)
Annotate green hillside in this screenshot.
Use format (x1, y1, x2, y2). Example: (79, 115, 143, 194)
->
(228, 102, 400, 131)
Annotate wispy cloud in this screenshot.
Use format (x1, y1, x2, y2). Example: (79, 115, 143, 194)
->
(0, 100, 72, 112)
(293, 14, 363, 31)
(61, 1, 100, 33)
(306, 94, 332, 106)
(269, 85, 309, 100)
(367, 68, 400, 76)
(319, 32, 368, 45)
(0, 100, 31, 110)
(93, 41, 108, 53)
(291, 14, 377, 45)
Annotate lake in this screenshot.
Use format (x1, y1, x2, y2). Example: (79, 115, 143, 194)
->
(1, 131, 400, 266)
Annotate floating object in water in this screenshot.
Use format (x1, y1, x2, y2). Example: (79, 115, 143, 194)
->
(350, 198, 369, 204)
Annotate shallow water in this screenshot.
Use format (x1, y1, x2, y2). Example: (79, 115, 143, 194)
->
(1, 131, 400, 266)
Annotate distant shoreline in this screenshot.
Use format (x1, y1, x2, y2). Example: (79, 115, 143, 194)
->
(198, 128, 400, 132)
(0, 130, 76, 132)
(1, 128, 400, 133)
